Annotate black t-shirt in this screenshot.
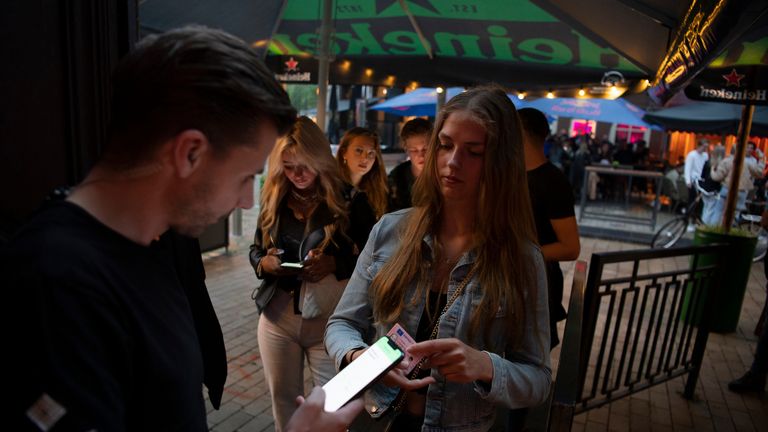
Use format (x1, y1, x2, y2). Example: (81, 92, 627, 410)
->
(527, 162, 576, 247)
(387, 160, 416, 212)
(4, 201, 206, 431)
(527, 162, 575, 342)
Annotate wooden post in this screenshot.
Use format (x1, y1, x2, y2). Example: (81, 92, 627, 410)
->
(721, 105, 755, 232)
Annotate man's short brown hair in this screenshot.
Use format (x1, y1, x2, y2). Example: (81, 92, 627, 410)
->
(399, 118, 433, 144)
(104, 26, 296, 168)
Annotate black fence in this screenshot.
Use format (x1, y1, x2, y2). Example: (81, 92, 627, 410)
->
(543, 243, 729, 432)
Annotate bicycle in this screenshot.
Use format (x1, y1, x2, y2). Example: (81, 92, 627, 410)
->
(650, 187, 704, 249)
(650, 187, 768, 262)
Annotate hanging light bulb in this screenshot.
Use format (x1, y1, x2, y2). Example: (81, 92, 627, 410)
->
(517, 92, 526, 100)
(578, 88, 586, 97)
(436, 86, 444, 94)
(546, 91, 555, 99)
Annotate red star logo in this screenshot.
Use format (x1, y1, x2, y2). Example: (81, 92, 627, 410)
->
(722, 68, 745, 87)
(285, 57, 299, 72)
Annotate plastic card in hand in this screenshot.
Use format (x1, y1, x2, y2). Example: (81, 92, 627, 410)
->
(322, 337, 403, 412)
(280, 262, 303, 269)
(386, 323, 425, 375)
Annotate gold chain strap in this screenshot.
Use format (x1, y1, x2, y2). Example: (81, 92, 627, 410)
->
(389, 265, 478, 414)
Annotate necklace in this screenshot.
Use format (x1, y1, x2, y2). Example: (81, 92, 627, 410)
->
(289, 188, 320, 221)
(290, 188, 319, 204)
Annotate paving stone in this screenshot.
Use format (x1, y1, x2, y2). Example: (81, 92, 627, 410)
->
(650, 406, 672, 426)
(236, 416, 274, 432)
(212, 411, 253, 432)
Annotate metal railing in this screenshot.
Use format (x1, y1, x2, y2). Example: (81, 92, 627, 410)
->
(544, 243, 729, 432)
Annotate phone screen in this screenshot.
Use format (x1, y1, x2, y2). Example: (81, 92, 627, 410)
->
(322, 337, 404, 412)
(280, 262, 303, 269)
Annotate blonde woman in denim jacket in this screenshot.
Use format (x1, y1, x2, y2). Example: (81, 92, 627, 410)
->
(326, 87, 551, 431)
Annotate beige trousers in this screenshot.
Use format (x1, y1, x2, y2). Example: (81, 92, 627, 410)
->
(257, 289, 336, 431)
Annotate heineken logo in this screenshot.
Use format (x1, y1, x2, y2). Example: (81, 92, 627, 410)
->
(269, 56, 317, 83)
(275, 56, 312, 82)
(270, 21, 641, 72)
(698, 86, 766, 102)
(722, 68, 745, 87)
(285, 57, 299, 71)
(684, 65, 768, 106)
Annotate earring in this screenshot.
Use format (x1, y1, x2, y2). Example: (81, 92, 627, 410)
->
(343, 158, 348, 165)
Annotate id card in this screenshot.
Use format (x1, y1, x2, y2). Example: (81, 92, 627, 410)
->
(386, 323, 425, 375)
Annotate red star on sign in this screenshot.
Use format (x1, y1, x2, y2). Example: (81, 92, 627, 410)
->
(285, 57, 299, 72)
(722, 68, 745, 87)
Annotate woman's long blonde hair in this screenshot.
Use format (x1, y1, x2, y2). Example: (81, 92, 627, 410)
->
(336, 127, 389, 218)
(371, 86, 539, 348)
(259, 116, 347, 249)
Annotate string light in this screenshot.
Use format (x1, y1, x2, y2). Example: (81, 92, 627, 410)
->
(546, 91, 555, 99)
(578, 88, 586, 97)
(436, 87, 444, 94)
(517, 92, 526, 100)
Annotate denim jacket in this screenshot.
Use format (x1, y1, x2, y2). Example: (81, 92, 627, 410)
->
(325, 210, 552, 431)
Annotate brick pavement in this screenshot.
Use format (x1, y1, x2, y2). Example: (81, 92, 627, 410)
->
(201, 214, 768, 431)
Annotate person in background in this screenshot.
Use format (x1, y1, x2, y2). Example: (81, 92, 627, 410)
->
(4, 26, 361, 431)
(336, 127, 388, 252)
(710, 143, 765, 226)
(699, 144, 725, 225)
(518, 107, 581, 349)
(325, 86, 551, 431)
(250, 116, 356, 431)
(388, 118, 433, 211)
(569, 139, 591, 200)
(684, 139, 709, 207)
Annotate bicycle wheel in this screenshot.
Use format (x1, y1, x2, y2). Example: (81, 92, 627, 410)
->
(651, 217, 687, 249)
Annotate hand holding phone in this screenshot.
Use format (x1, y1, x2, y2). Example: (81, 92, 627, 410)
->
(322, 337, 404, 412)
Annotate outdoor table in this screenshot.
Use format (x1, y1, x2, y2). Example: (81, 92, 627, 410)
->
(579, 165, 664, 230)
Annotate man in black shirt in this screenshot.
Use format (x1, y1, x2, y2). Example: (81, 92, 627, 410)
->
(388, 118, 433, 211)
(4, 27, 361, 431)
(519, 108, 581, 350)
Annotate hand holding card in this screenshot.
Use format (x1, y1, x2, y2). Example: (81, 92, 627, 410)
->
(386, 323, 426, 375)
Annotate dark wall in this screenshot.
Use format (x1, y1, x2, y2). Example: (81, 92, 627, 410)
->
(0, 0, 136, 240)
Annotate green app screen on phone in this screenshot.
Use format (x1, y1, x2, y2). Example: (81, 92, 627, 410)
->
(322, 337, 403, 412)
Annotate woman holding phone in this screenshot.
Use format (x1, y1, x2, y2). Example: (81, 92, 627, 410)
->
(250, 116, 355, 431)
(325, 86, 551, 430)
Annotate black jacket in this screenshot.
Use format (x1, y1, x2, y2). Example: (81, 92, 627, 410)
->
(249, 200, 355, 313)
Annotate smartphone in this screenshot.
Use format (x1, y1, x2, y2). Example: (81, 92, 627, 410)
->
(280, 262, 303, 269)
(322, 336, 404, 412)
